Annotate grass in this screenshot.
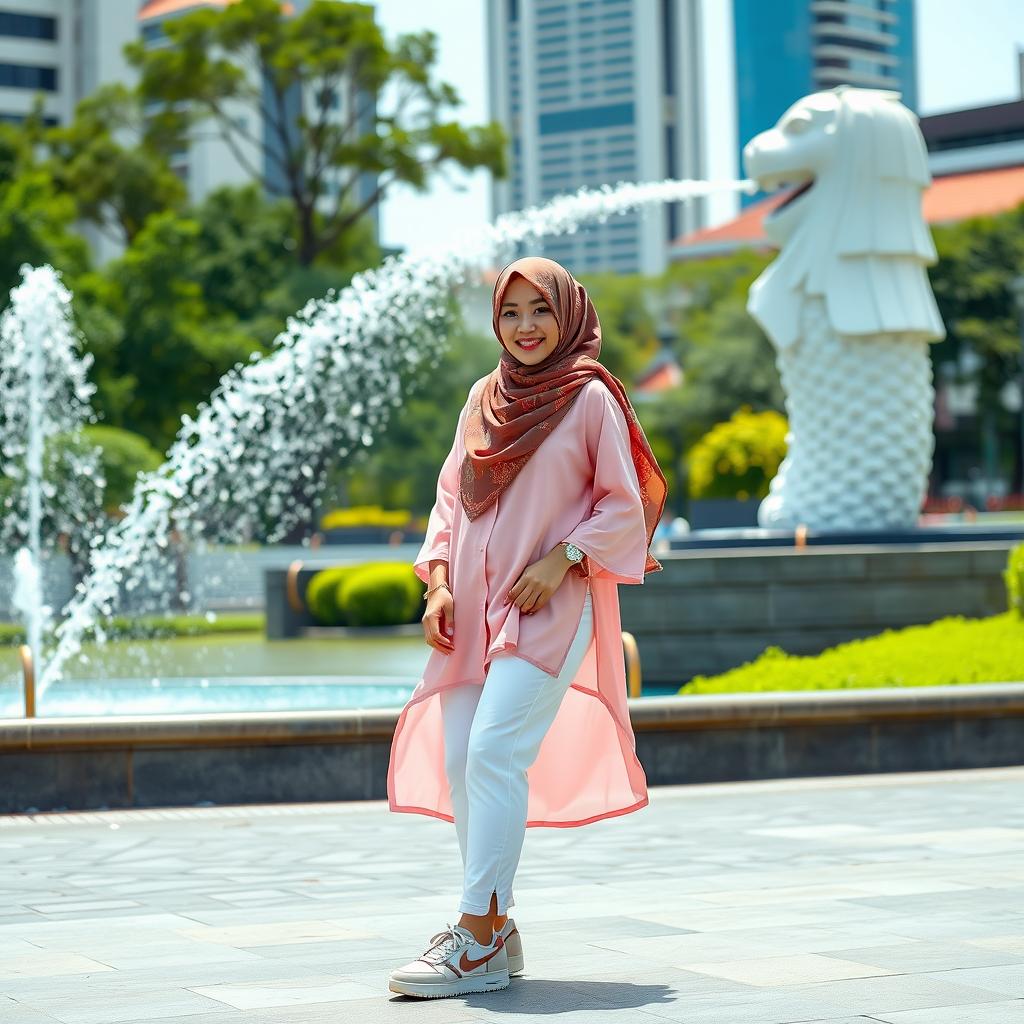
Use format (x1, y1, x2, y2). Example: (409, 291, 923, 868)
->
(0, 612, 264, 646)
(680, 611, 1024, 694)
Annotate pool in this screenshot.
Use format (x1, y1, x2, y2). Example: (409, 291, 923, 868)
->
(0, 674, 420, 717)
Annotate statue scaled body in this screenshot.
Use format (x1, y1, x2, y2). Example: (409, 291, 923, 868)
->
(743, 86, 946, 530)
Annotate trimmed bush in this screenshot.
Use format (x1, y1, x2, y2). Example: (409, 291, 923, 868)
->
(338, 562, 424, 627)
(1005, 543, 1024, 617)
(679, 611, 1024, 694)
(687, 406, 788, 500)
(306, 566, 363, 625)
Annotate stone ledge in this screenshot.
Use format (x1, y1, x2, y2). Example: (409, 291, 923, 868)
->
(2, 681, 1022, 750)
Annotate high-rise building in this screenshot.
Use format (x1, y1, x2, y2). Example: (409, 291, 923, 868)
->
(0, 1, 136, 128)
(486, 0, 714, 276)
(0, 0, 379, 259)
(137, 0, 378, 240)
(734, 0, 918, 207)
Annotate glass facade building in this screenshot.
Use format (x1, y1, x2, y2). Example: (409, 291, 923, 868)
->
(487, 0, 706, 275)
(734, 0, 918, 207)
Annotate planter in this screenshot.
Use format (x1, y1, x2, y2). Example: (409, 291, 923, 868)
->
(2, 682, 1022, 813)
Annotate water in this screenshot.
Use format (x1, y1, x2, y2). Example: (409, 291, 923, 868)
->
(0, 675, 419, 717)
(4, 178, 755, 702)
(1, 266, 105, 688)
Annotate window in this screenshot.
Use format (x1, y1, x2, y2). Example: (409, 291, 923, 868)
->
(539, 101, 634, 135)
(0, 63, 57, 91)
(0, 12, 57, 40)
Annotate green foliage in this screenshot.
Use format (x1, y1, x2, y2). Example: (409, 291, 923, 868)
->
(0, 612, 263, 645)
(320, 505, 412, 529)
(44, 83, 188, 244)
(1005, 543, 1024, 617)
(337, 562, 425, 627)
(680, 612, 1024, 694)
(335, 299, 498, 513)
(125, 0, 507, 265)
(0, 123, 90, 295)
(80, 425, 164, 515)
(687, 406, 788, 499)
(306, 565, 363, 625)
(575, 270, 661, 384)
(928, 205, 1024, 424)
(86, 210, 258, 447)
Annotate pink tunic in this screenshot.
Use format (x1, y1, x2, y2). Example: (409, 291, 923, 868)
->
(386, 375, 651, 828)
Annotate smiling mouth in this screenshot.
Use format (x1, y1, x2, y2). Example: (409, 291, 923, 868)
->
(516, 338, 543, 350)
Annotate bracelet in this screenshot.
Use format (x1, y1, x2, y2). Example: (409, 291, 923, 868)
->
(423, 581, 451, 600)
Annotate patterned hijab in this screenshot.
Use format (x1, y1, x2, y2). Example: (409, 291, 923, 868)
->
(459, 256, 667, 577)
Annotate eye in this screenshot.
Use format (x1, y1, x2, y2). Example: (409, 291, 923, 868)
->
(783, 116, 811, 135)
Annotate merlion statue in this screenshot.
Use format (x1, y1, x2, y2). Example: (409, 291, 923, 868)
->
(743, 86, 946, 530)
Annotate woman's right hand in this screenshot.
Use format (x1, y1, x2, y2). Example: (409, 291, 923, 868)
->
(422, 588, 455, 654)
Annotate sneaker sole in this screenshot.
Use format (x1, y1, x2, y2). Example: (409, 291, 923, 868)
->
(389, 968, 511, 998)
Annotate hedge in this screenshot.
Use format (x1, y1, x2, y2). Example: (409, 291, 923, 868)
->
(338, 563, 424, 627)
(306, 561, 426, 627)
(679, 611, 1024, 694)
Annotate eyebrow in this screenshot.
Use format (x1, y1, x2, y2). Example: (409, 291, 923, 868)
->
(501, 297, 547, 308)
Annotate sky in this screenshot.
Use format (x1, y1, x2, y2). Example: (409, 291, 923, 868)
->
(371, 0, 1024, 253)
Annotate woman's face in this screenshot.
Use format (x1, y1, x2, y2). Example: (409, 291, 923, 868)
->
(498, 275, 559, 366)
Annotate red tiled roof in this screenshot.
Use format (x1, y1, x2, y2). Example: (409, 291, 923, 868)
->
(635, 360, 682, 393)
(672, 163, 1024, 258)
(139, 0, 293, 19)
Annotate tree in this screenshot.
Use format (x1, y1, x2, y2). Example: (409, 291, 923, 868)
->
(190, 182, 379, 338)
(81, 210, 258, 449)
(126, 0, 507, 265)
(928, 205, 1024, 490)
(0, 122, 90, 296)
(44, 84, 188, 246)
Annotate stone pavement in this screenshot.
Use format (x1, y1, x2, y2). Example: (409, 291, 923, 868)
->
(1, 766, 1023, 1024)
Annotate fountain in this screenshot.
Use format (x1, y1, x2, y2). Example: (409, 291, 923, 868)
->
(2, 86, 1020, 814)
(0, 266, 106, 713)
(3, 177, 752, 714)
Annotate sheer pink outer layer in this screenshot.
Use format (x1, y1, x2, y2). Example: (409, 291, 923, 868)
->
(386, 375, 651, 828)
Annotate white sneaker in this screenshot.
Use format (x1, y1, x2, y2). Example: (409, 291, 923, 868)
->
(388, 922, 510, 998)
(496, 917, 524, 975)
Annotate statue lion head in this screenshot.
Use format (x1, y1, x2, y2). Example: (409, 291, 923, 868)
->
(743, 85, 945, 350)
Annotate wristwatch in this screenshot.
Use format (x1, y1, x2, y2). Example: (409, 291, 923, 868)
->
(561, 541, 585, 564)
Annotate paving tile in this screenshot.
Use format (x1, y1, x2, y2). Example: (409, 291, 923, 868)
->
(0, 765, 1022, 1023)
(870, 1000, 1024, 1022)
(679, 952, 895, 987)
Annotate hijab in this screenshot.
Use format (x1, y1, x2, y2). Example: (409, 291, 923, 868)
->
(458, 256, 667, 577)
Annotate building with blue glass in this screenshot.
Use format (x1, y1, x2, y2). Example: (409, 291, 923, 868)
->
(486, 0, 711, 275)
(735, 0, 918, 207)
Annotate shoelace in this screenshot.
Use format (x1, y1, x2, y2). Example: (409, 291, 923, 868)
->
(421, 922, 470, 964)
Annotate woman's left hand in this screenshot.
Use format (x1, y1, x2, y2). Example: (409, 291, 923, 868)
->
(504, 549, 570, 614)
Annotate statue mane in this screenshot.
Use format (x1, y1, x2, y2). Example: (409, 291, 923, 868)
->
(747, 86, 946, 349)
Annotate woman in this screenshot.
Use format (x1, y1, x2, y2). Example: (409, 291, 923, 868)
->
(387, 256, 667, 999)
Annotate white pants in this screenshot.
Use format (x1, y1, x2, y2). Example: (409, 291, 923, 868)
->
(440, 589, 594, 915)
